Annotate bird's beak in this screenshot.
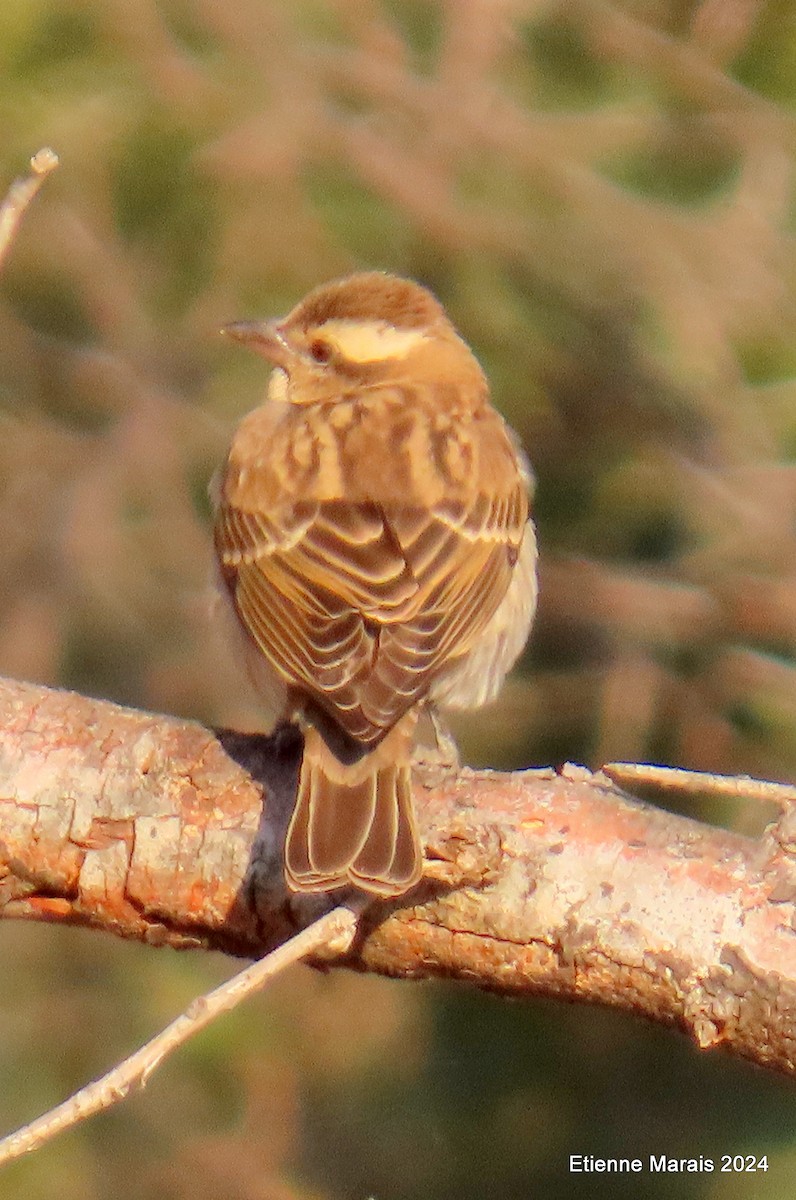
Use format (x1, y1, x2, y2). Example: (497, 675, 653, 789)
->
(221, 320, 292, 369)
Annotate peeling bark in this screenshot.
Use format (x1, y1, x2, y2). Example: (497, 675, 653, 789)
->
(1, 676, 795, 1075)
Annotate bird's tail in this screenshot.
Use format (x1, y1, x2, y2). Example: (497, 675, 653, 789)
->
(285, 714, 421, 896)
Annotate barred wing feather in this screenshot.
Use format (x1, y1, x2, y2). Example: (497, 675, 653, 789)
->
(215, 485, 527, 744)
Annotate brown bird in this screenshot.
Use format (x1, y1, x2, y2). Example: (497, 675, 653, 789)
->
(213, 272, 536, 897)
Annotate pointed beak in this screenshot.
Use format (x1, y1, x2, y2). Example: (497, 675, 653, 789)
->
(220, 319, 292, 369)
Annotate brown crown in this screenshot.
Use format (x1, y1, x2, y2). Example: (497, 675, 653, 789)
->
(286, 272, 449, 332)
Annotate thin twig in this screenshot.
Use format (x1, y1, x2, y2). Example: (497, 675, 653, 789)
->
(0, 148, 59, 274)
(0, 903, 359, 1167)
(603, 762, 796, 807)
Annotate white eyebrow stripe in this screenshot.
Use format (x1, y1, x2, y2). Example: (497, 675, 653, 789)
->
(320, 319, 428, 362)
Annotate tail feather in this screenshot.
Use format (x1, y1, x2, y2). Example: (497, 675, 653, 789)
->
(386, 766, 419, 886)
(352, 763, 399, 882)
(285, 719, 421, 896)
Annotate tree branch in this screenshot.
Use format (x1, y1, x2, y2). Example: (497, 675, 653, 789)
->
(1, 675, 795, 1075)
(0, 902, 359, 1167)
(0, 148, 59, 272)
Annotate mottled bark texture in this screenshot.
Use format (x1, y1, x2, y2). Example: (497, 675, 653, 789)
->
(1, 676, 795, 1075)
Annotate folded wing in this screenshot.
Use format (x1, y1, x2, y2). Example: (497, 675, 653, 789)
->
(215, 484, 527, 746)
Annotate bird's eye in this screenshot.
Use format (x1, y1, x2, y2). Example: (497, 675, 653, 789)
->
(309, 338, 332, 364)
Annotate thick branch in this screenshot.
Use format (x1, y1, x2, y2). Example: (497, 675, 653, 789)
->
(1, 676, 795, 1075)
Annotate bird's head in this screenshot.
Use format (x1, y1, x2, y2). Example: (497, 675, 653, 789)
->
(222, 272, 486, 406)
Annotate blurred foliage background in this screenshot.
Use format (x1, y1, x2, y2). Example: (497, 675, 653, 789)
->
(1, 0, 795, 1196)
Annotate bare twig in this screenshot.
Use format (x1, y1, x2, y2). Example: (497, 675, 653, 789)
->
(603, 761, 796, 808)
(0, 148, 59, 273)
(0, 903, 360, 1167)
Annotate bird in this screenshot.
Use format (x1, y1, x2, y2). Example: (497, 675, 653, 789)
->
(213, 272, 537, 897)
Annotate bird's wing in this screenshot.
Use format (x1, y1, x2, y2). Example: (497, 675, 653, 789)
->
(215, 484, 527, 744)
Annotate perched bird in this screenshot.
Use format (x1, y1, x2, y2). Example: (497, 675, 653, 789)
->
(214, 272, 536, 897)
